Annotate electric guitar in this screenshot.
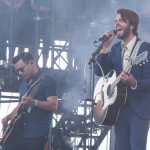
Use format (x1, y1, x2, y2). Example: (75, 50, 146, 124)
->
(93, 51, 149, 126)
(0, 77, 43, 147)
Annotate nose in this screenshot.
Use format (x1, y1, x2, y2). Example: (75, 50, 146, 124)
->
(115, 20, 120, 26)
(115, 21, 120, 30)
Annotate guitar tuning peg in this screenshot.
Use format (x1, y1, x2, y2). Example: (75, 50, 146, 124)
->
(146, 60, 149, 62)
(143, 62, 145, 64)
(139, 64, 142, 66)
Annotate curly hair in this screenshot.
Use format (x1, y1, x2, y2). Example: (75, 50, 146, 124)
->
(117, 8, 139, 37)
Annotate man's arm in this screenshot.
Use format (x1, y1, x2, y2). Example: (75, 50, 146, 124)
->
(4, 0, 24, 8)
(34, 96, 58, 111)
(14, 0, 25, 11)
(21, 95, 58, 111)
(1, 102, 21, 127)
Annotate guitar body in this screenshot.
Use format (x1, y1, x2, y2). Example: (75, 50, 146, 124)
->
(93, 70, 127, 126)
(0, 112, 24, 146)
(93, 51, 149, 126)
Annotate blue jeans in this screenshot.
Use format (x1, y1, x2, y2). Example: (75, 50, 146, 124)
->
(115, 103, 149, 150)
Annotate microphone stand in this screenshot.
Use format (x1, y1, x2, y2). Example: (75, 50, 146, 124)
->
(87, 41, 104, 149)
(88, 43, 103, 65)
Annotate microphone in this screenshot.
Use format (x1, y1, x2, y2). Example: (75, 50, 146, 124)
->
(93, 30, 117, 43)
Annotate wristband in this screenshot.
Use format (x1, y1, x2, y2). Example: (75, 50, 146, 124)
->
(34, 99, 38, 106)
(99, 49, 103, 55)
(131, 80, 137, 90)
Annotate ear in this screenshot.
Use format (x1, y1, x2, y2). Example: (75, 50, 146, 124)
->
(130, 25, 134, 30)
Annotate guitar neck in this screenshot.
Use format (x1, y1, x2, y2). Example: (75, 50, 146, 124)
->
(17, 103, 28, 114)
(16, 84, 34, 114)
(111, 63, 132, 90)
(17, 81, 37, 114)
(111, 75, 121, 90)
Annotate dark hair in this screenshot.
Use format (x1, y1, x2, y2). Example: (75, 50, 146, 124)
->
(117, 8, 139, 37)
(12, 52, 34, 64)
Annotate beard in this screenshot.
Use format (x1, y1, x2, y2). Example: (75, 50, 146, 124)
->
(117, 25, 130, 40)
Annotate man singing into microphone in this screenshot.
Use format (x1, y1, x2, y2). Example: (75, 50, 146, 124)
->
(95, 8, 150, 150)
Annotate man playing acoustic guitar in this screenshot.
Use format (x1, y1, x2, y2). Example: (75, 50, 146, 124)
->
(95, 9, 150, 150)
(1, 52, 58, 150)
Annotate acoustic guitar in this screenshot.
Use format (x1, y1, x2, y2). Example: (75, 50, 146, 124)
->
(93, 51, 149, 126)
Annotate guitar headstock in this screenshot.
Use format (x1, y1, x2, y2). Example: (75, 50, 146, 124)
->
(133, 50, 149, 66)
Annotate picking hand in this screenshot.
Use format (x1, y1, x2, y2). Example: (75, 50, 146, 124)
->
(120, 71, 137, 88)
(1, 116, 10, 127)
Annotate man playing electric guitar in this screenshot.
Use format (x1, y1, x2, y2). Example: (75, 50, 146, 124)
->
(95, 9, 150, 150)
(1, 52, 58, 150)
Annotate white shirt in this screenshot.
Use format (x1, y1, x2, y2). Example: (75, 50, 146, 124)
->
(122, 36, 137, 70)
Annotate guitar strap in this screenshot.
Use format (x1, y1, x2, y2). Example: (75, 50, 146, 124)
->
(130, 40, 143, 60)
(29, 72, 44, 98)
(124, 40, 143, 73)
(27, 72, 44, 113)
